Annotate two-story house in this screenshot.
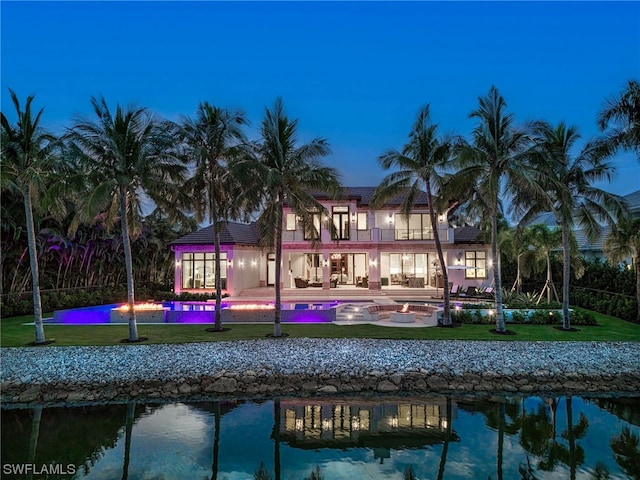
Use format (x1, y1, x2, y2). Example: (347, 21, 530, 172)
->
(170, 187, 490, 296)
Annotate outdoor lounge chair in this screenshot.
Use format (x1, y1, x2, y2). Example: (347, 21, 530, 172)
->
(459, 286, 477, 298)
(330, 277, 338, 288)
(294, 277, 309, 288)
(481, 286, 494, 299)
(450, 284, 461, 297)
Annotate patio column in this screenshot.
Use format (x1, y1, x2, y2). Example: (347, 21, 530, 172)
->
(368, 251, 381, 290)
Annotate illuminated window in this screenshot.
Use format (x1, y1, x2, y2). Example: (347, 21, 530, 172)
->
(357, 212, 367, 230)
(304, 213, 322, 240)
(332, 206, 350, 240)
(465, 251, 486, 279)
(181, 252, 227, 289)
(285, 213, 297, 231)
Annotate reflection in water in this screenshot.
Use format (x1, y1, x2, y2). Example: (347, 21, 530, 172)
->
(1, 395, 639, 479)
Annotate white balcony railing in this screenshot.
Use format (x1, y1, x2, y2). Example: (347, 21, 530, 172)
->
(282, 228, 449, 243)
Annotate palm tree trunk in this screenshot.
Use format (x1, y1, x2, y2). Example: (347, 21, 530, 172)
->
(492, 210, 506, 332)
(426, 182, 451, 326)
(565, 396, 577, 480)
(122, 402, 135, 480)
(273, 200, 283, 337)
(24, 192, 46, 344)
(27, 406, 42, 478)
(273, 398, 281, 480)
(436, 397, 452, 480)
(561, 226, 571, 330)
(210, 401, 220, 480)
(119, 186, 139, 342)
(497, 400, 505, 480)
(635, 255, 640, 322)
(213, 219, 223, 330)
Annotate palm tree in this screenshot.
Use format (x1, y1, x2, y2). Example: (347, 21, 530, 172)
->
(66, 97, 186, 342)
(372, 105, 455, 325)
(604, 215, 640, 321)
(498, 226, 536, 294)
(597, 79, 640, 161)
(236, 98, 342, 337)
(527, 224, 562, 304)
(1, 89, 61, 344)
(180, 102, 249, 331)
(526, 121, 625, 329)
(451, 86, 543, 333)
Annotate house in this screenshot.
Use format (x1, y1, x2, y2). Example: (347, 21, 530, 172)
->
(170, 187, 490, 296)
(526, 189, 640, 262)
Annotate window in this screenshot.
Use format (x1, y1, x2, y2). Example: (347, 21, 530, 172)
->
(181, 252, 227, 289)
(285, 213, 297, 231)
(357, 212, 367, 230)
(303, 213, 322, 240)
(465, 251, 487, 279)
(395, 214, 433, 240)
(332, 206, 350, 240)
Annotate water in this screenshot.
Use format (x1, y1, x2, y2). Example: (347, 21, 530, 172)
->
(48, 301, 348, 325)
(2, 394, 639, 479)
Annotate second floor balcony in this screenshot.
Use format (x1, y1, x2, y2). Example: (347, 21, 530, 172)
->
(282, 228, 450, 243)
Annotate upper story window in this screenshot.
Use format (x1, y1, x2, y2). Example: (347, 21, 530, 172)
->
(394, 214, 433, 240)
(285, 213, 297, 231)
(465, 251, 487, 279)
(303, 213, 322, 240)
(357, 212, 367, 230)
(332, 206, 350, 240)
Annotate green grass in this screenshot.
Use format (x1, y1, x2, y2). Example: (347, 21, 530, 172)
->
(1, 310, 639, 347)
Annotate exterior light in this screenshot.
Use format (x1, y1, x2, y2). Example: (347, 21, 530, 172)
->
(251, 260, 257, 267)
(369, 259, 377, 267)
(239, 260, 244, 268)
(388, 214, 394, 224)
(351, 213, 356, 222)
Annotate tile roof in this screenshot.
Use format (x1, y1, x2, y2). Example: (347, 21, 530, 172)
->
(452, 226, 483, 243)
(624, 189, 640, 213)
(170, 222, 259, 246)
(306, 186, 432, 207)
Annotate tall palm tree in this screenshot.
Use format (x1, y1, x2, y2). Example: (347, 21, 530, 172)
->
(66, 97, 186, 342)
(372, 105, 455, 325)
(236, 98, 342, 337)
(180, 102, 249, 331)
(525, 121, 625, 329)
(451, 86, 544, 333)
(1, 89, 61, 344)
(604, 215, 640, 321)
(597, 79, 640, 161)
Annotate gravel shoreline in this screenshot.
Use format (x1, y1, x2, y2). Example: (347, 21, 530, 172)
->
(2, 339, 639, 404)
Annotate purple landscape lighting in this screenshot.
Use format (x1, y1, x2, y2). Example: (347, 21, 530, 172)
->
(50, 301, 342, 324)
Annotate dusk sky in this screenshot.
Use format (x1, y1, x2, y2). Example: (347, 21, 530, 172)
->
(2, 1, 639, 197)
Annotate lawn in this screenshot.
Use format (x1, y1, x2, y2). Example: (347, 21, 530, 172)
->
(1, 310, 639, 347)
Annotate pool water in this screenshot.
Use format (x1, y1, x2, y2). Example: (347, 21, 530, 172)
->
(48, 301, 345, 324)
(3, 394, 638, 479)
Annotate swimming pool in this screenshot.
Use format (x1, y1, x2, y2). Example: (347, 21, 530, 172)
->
(48, 301, 344, 325)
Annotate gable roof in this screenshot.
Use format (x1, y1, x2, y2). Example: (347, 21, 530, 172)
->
(170, 222, 259, 246)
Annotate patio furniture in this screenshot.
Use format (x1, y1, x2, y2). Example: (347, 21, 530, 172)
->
(330, 277, 338, 288)
(294, 277, 309, 288)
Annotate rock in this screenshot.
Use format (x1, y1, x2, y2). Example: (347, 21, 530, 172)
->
(317, 385, 338, 394)
(376, 380, 399, 392)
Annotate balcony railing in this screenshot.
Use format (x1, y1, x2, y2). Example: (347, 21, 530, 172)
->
(380, 228, 450, 242)
(282, 228, 449, 243)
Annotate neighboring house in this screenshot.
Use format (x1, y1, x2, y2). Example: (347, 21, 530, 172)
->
(170, 187, 490, 296)
(526, 189, 640, 262)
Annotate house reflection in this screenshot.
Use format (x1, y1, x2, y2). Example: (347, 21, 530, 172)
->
(279, 397, 459, 451)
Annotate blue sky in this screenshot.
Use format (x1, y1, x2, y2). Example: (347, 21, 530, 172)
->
(2, 1, 639, 196)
